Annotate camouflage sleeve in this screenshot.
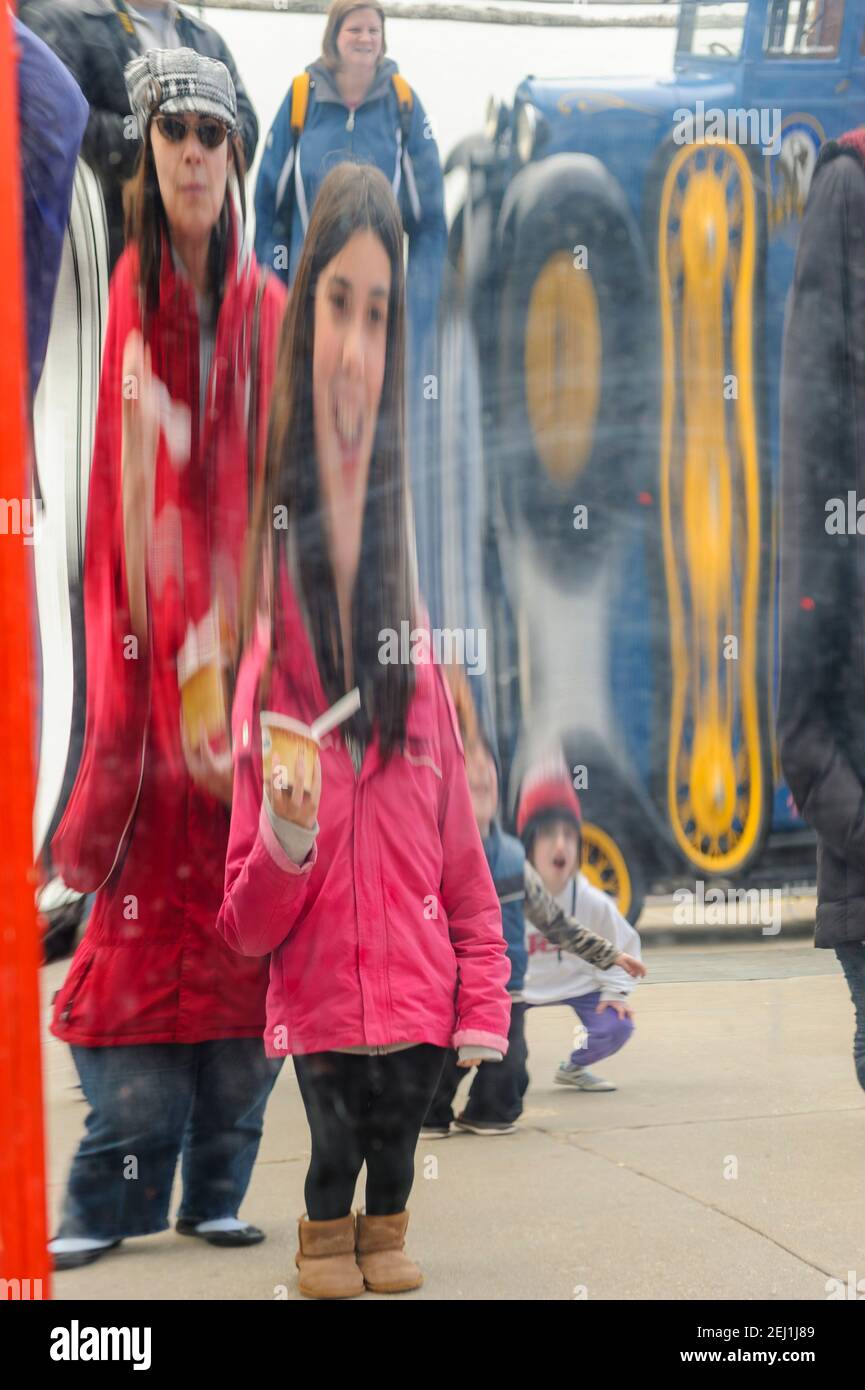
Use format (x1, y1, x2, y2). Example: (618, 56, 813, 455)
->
(522, 862, 620, 969)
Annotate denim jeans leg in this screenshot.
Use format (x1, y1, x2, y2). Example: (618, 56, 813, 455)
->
(55, 1043, 196, 1241)
(835, 943, 865, 1093)
(177, 1039, 283, 1225)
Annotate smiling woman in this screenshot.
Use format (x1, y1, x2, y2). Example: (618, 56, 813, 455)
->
(124, 47, 247, 314)
(46, 46, 289, 1272)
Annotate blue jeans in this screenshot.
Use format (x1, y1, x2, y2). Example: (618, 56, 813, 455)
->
(835, 943, 865, 1094)
(55, 1040, 282, 1241)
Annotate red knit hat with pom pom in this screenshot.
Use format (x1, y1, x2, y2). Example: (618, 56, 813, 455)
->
(516, 757, 582, 847)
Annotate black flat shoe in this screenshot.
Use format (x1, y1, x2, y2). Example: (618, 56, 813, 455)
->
(52, 1240, 122, 1271)
(176, 1220, 265, 1247)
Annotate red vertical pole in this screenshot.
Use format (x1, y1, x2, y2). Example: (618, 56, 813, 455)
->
(0, 4, 52, 1299)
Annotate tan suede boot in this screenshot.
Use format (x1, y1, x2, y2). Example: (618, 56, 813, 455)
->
(355, 1210, 423, 1293)
(295, 1213, 365, 1299)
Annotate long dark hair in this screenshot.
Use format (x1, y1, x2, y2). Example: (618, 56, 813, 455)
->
(124, 117, 246, 314)
(244, 162, 415, 757)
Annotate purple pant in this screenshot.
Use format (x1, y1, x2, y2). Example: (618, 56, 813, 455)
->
(527, 990, 634, 1067)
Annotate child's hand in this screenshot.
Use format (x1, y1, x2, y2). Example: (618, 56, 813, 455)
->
(456, 1056, 485, 1068)
(267, 742, 321, 829)
(615, 952, 646, 979)
(596, 999, 633, 1020)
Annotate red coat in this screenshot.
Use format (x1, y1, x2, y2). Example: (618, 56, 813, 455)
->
(51, 224, 287, 1047)
(216, 574, 512, 1057)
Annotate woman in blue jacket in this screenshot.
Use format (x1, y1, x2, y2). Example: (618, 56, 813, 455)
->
(254, 0, 447, 611)
(255, 0, 445, 322)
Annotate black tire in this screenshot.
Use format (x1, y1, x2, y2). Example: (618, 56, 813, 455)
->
(563, 741, 663, 926)
(580, 814, 647, 928)
(495, 153, 653, 580)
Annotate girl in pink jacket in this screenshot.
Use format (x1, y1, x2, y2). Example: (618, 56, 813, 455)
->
(217, 162, 511, 1299)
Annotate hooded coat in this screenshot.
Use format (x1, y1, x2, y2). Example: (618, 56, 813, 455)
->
(216, 573, 512, 1058)
(253, 55, 448, 622)
(253, 57, 445, 331)
(779, 129, 865, 949)
(50, 219, 287, 1045)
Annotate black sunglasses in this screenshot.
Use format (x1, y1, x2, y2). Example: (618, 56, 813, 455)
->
(154, 114, 231, 150)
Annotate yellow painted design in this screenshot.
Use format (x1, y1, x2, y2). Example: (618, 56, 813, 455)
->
(769, 480, 780, 790)
(524, 251, 601, 483)
(658, 141, 765, 873)
(580, 822, 633, 918)
(556, 92, 658, 119)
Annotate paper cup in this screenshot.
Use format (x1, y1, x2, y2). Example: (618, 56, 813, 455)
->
(261, 712, 320, 795)
(180, 660, 228, 751)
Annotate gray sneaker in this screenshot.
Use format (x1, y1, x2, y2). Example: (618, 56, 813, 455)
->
(554, 1063, 617, 1092)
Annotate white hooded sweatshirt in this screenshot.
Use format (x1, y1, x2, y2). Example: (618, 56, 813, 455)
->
(523, 872, 642, 1006)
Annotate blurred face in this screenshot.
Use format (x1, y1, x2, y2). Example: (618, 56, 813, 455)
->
(150, 114, 230, 248)
(313, 228, 390, 579)
(466, 742, 498, 833)
(532, 819, 580, 897)
(337, 8, 383, 68)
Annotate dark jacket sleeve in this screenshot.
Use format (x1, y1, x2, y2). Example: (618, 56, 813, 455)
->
(208, 28, 258, 171)
(21, 1, 140, 187)
(778, 148, 865, 865)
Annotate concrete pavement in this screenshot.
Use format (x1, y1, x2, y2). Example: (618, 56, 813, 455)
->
(40, 932, 865, 1301)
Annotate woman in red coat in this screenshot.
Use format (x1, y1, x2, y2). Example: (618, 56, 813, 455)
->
(48, 48, 287, 1270)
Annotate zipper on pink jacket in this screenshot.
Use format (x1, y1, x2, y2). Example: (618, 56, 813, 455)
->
(349, 728, 389, 1047)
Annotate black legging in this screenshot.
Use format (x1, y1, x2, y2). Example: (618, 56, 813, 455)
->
(293, 1045, 447, 1220)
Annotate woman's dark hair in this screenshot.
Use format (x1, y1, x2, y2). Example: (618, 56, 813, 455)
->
(244, 162, 415, 758)
(124, 117, 246, 314)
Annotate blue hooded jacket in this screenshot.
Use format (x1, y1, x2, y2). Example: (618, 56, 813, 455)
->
(254, 55, 447, 620)
(484, 822, 528, 995)
(254, 57, 445, 338)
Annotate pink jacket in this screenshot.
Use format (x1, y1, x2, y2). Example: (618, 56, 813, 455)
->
(216, 581, 512, 1058)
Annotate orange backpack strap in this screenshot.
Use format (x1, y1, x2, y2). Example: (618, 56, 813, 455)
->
(391, 72, 413, 146)
(391, 72, 413, 113)
(290, 71, 311, 141)
(292, 70, 410, 142)
(272, 74, 311, 253)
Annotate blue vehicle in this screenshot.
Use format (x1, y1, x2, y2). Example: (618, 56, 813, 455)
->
(440, 0, 861, 922)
